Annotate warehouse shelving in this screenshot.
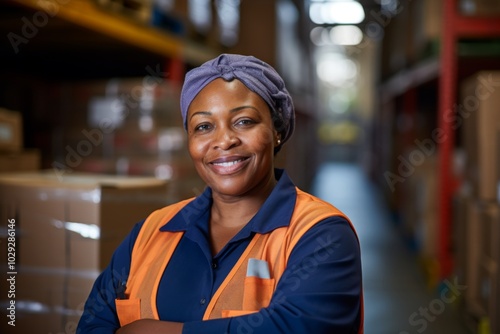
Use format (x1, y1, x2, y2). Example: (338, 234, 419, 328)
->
(0, 0, 219, 83)
(3, 0, 217, 66)
(377, 0, 500, 282)
(437, 0, 500, 279)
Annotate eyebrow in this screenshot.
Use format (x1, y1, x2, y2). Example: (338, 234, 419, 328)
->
(189, 111, 211, 121)
(189, 105, 259, 121)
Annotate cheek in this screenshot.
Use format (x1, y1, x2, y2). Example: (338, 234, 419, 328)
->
(250, 129, 276, 153)
(187, 138, 205, 161)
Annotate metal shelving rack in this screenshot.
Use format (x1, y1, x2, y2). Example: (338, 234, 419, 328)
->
(438, 0, 500, 279)
(4, 0, 217, 66)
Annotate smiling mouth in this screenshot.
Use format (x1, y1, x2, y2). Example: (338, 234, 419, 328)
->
(212, 158, 246, 167)
(209, 157, 250, 175)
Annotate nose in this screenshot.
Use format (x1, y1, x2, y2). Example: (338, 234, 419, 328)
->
(213, 127, 240, 150)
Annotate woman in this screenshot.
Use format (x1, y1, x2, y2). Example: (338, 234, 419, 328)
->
(77, 54, 363, 333)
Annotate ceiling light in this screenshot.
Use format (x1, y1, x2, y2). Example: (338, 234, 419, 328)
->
(330, 25, 363, 45)
(309, 1, 365, 25)
(317, 54, 358, 86)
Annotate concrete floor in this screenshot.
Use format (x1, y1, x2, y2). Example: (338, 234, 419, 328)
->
(311, 163, 471, 334)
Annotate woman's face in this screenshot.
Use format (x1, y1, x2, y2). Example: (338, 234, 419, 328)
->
(187, 78, 279, 199)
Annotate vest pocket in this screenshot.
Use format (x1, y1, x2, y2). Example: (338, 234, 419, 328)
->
(242, 276, 275, 311)
(115, 298, 141, 327)
(221, 277, 275, 318)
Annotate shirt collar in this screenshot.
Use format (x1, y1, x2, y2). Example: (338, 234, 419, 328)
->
(160, 169, 297, 234)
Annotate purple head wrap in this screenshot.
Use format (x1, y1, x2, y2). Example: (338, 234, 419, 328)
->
(180, 54, 295, 146)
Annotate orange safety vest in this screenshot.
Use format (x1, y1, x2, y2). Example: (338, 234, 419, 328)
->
(115, 187, 363, 332)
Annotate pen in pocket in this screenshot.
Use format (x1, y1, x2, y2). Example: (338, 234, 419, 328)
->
(116, 280, 127, 300)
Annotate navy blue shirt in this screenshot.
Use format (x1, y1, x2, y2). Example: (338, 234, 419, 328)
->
(77, 170, 362, 333)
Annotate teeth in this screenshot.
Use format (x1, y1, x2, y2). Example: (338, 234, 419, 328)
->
(213, 159, 243, 167)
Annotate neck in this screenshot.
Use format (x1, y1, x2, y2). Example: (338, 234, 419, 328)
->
(210, 171, 277, 228)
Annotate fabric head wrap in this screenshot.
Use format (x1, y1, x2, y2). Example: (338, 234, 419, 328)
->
(180, 53, 295, 145)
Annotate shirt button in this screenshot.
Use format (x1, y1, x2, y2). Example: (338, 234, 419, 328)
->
(200, 298, 206, 305)
(212, 261, 217, 269)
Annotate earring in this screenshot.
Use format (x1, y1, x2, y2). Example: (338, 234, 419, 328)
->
(277, 139, 281, 145)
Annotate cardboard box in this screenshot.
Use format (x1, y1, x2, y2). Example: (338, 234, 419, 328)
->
(0, 149, 41, 173)
(0, 270, 65, 333)
(0, 172, 169, 332)
(497, 128, 500, 204)
(479, 203, 500, 263)
(453, 193, 470, 288)
(0, 312, 64, 334)
(0, 171, 169, 270)
(0, 108, 22, 152)
(461, 71, 500, 201)
(380, 7, 410, 78)
(0, 270, 95, 333)
(400, 151, 438, 258)
(464, 199, 481, 309)
(409, 0, 442, 61)
(475, 259, 498, 333)
(464, 200, 500, 322)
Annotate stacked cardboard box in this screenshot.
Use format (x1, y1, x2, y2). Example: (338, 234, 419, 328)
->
(379, 4, 410, 79)
(497, 128, 500, 205)
(0, 172, 169, 333)
(399, 151, 434, 247)
(457, 71, 500, 332)
(398, 150, 440, 285)
(476, 205, 499, 327)
(461, 71, 500, 201)
(408, 0, 442, 62)
(0, 108, 41, 173)
(459, 200, 500, 331)
(453, 192, 470, 296)
(47, 77, 205, 203)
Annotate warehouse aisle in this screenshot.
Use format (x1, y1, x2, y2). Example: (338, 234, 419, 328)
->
(311, 163, 470, 334)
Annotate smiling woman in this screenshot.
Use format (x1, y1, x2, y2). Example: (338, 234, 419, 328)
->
(188, 79, 278, 201)
(77, 54, 364, 334)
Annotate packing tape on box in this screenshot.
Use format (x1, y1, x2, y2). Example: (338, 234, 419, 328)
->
(1, 299, 50, 314)
(1, 299, 86, 322)
(52, 219, 100, 240)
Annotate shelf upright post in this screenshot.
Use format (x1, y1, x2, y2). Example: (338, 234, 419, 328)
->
(437, 0, 458, 279)
(168, 56, 185, 85)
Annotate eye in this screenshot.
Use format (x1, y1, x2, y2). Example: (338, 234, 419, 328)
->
(235, 118, 256, 127)
(194, 123, 212, 132)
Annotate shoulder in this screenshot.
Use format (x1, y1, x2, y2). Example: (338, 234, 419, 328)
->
(280, 188, 353, 252)
(136, 198, 195, 240)
(292, 188, 348, 222)
(132, 198, 195, 252)
(145, 198, 195, 225)
(290, 215, 360, 259)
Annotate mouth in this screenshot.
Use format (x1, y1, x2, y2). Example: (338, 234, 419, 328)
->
(209, 156, 250, 175)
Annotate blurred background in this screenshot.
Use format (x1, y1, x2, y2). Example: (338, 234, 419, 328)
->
(0, 0, 499, 333)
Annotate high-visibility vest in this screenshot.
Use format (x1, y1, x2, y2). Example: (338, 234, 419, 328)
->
(115, 188, 363, 332)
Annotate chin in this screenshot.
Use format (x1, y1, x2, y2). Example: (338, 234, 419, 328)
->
(209, 179, 248, 197)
